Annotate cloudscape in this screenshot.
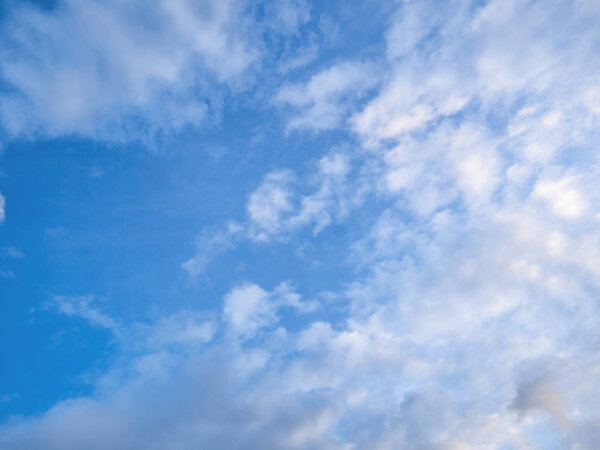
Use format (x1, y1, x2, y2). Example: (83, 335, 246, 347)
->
(1, 0, 600, 448)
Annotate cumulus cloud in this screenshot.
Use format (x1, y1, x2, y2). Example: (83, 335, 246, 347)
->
(0, 0, 259, 142)
(224, 282, 315, 340)
(247, 169, 297, 239)
(246, 151, 362, 241)
(224, 283, 277, 338)
(8, 208, 600, 448)
(533, 175, 587, 219)
(353, 0, 600, 151)
(275, 61, 378, 131)
(183, 150, 362, 274)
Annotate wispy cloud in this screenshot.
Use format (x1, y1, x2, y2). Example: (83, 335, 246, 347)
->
(0, 193, 5, 223)
(2, 0, 600, 448)
(183, 150, 363, 274)
(0, 0, 259, 143)
(275, 61, 379, 131)
(52, 295, 120, 331)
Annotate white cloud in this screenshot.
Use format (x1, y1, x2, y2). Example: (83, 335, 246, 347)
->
(0, 0, 259, 142)
(52, 295, 119, 330)
(224, 282, 314, 340)
(0, 270, 15, 279)
(533, 175, 587, 219)
(353, 74, 470, 145)
(183, 152, 358, 273)
(263, 0, 311, 35)
(224, 283, 276, 338)
(353, 0, 600, 152)
(51, 295, 217, 351)
(378, 123, 502, 218)
(181, 222, 243, 277)
(7, 205, 600, 449)
(131, 311, 216, 350)
(3, 1, 600, 448)
(276, 42, 319, 74)
(0, 193, 4, 223)
(247, 169, 296, 240)
(275, 61, 378, 131)
(246, 151, 363, 241)
(5, 247, 24, 259)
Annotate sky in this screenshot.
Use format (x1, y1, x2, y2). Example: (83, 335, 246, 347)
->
(0, 0, 600, 448)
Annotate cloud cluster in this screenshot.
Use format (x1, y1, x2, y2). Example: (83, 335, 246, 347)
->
(183, 150, 363, 275)
(0, 0, 258, 142)
(246, 151, 359, 240)
(2, 0, 600, 448)
(275, 61, 378, 131)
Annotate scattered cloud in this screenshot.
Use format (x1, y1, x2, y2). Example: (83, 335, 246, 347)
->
(181, 222, 244, 277)
(0, 193, 5, 223)
(2, 0, 600, 448)
(0, 0, 259, 142)
(275, 61, 379, 131)
(224, 282, 316, 340)
(52, 295, 120, 331)
(263, 0, 311, 35)
(0, 269, 15, 279)
(183, 151, 362, 274)
(247, 169, 296, 240)
(247, 152, 361, 241)
(533, 175, 587, 219)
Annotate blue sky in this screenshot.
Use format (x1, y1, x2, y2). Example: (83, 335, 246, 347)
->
(1, 0, 600, 448)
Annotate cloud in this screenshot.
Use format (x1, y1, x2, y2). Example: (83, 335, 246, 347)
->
(6, 192, 600, 450)
(0, 193, 4, 222)
(0, 0, 259, 142)
(224, 282, 315, 340)
(276, 41, 319, 74)
(0, 284, 333, 450)
(353, 0, 600, 150)
(223, 283, 277, 339)
(181, 222, 244, 277)
(130, 311, 217, 350)
(380, 123, 502, 216)
(247, 169, 296, 239)
(0, 269, 15, 279)
(533, 175, 587, 219)
(9, 218, 600, 448)
(50, 295, 217, 352)
(275, 61, 378, 131)
(263, 0, 311, 35)
(5, 247, 24, 259)
(52, 295, 119, 331)
(246, 151, 362, 241)
(183, 151, 361, 274)
(3, 0, 600, 448)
